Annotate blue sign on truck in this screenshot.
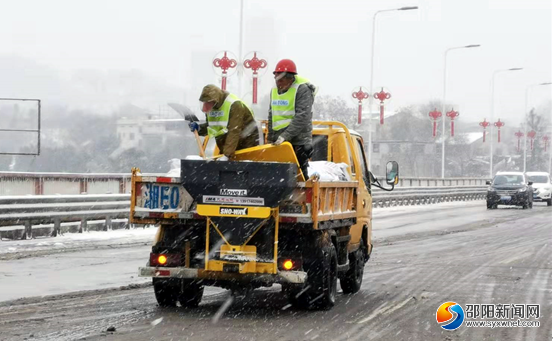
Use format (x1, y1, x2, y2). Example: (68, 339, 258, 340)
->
(143, 184, 180, 209)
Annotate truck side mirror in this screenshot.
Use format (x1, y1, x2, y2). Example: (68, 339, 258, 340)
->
(486, 180, 491, 185)
(386, 161, 399, 186)
(528, 181, 533, 186)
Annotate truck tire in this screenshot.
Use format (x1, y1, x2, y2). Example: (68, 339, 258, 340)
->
(548, 199, 552, 206)
(178, 281, 204, 308)
(292, 244, 337, 310)
(153, 278, 178, 307)
(340, 247, 364, 294)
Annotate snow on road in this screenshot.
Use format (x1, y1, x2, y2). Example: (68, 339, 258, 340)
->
(0, 201, 548, 341)
(0, 200, 526, 304)
(0, 227, 157, 257)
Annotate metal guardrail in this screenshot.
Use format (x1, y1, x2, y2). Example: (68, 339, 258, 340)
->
(0, 171, 488, 196)
(372, 186, 487, 208)
(0, 186, 488, 240)
(395, 177, 488, 187)
(0, 194, 130, 240)
(0, 171, 132, 196)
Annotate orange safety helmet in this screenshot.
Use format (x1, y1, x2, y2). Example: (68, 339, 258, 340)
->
(273, 59, 297, 74)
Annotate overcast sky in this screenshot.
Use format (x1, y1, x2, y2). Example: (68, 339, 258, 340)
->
(1, 0, 551, 125)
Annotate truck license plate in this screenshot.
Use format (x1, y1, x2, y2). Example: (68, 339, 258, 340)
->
(141, 183, 184, 210)
(500, 195, 511, 201)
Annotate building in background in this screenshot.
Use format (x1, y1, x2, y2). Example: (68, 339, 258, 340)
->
(112, 105, 189, 158)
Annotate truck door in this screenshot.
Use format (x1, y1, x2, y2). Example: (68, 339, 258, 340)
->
(352, 136, 371, 233)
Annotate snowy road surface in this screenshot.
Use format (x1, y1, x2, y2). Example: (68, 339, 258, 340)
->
(0, 201, 550, 341)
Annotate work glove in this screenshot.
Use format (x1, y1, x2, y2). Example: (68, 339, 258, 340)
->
(217, 155, 229, 162)
(188, 122, 199, 132)
(273, 136, 285, 146)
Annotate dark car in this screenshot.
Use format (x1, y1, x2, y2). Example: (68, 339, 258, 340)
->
(486, 172, 533, 209)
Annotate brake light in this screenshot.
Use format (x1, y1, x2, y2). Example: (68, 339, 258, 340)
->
(150, 253, 183, 267)
(280, 216, 298, 223)
(279, 258, 301, 271)
(283, 260, 293, 270)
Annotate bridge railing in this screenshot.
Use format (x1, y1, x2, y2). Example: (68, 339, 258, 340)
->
(0, 172, 132, 196)
(0, 194, 131, 240)
(0, 171, 487, 196)
(0, 186, 488, 240)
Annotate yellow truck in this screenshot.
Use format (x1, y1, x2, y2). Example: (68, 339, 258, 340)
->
(131, 121, 398, 310)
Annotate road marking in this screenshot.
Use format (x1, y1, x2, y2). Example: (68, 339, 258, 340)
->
(357, 297, 413, 324)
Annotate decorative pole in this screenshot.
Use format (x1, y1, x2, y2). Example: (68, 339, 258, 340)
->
(515, 131, 524, 152)
(528, 130, 537, 151)
(428, 108, 442, 138)
(543, 135, 550, 152)
(479, 119, 490, 143)
(213, 51, 237, 90)
(445, 109, 459, 137)
(494, 119, 505, 143)
(351, 87, 370, 124)
(373, 87, 391, 125)
(243, 51, 267, 104)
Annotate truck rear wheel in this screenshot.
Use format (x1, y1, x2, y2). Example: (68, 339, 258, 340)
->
(291, 244, 337, 310)
(178, 281, 204, 308)
(340, 247, 364, 294)
(153, 278, 179, 307)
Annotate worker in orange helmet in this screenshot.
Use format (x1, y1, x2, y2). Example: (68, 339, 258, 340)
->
(268, 59, 317, 179)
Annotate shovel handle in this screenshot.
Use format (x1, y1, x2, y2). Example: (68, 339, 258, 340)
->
(194, 130, 206, 159)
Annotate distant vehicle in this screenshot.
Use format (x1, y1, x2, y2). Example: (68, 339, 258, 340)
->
(526, 172, 552, 206)
(486, 171, 533, 209)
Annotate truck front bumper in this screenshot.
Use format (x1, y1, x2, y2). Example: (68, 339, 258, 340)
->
(139, 266, 307, 284)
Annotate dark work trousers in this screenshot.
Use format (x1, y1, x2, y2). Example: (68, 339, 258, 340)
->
(293, 144, 313, 180)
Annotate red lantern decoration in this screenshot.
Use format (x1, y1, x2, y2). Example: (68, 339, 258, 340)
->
(428, 108, 442, 138)
(514, 131, 524, 152)
(373, 88, 391, 125)
(351, 87, 370, 124)
(243, 51, 267, 104)
(542, 135, 549, 152)
(479, 119, 490, 143)
(528, 130, 537, 151)
(446, 109, 459, 137)
(213, 51, 237, 90)
(494, 119, 505, 143)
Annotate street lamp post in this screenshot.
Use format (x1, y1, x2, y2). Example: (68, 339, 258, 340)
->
(441, 44, 480, 178)
(367, 6, 418, 171)
(524, 82, 551, 172)
(490, 68, 523, 178)
(237, 0, 245, 96)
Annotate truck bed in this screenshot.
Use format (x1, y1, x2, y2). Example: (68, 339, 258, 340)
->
(130, 172, 359, 229)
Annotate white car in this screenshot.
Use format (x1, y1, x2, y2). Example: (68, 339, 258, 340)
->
(526, 172, 552, 206)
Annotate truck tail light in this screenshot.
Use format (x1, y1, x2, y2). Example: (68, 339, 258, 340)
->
(279, 258, 302, 271)
(150, 253, 182, 267)
(283, 260, 293, 270)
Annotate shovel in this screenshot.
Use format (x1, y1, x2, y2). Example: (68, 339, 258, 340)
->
(168, 103, 206, 159)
